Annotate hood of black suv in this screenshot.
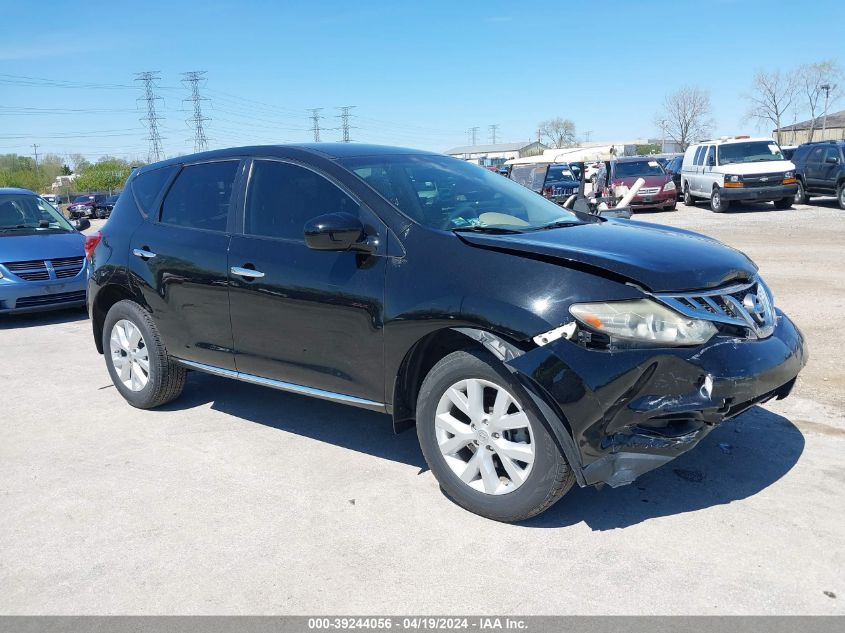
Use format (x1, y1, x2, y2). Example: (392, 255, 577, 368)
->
(457, 219, 757, 292)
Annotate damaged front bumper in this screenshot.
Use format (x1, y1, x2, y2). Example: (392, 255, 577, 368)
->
(506, 309, 808, 488)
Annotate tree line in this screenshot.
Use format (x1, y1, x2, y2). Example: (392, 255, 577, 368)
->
(0, 154, 142, 196)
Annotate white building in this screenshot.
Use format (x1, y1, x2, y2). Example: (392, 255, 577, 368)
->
(444, 141, 548, 167)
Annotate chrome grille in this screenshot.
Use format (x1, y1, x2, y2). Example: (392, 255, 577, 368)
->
(742, 172, 784, 188)
(637, 187, 661, 195)
(654, 278, 775, 339)
(2, 256, 84, 281)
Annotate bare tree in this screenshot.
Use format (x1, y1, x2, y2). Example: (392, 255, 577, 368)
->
(656, 87, 713, 151)
(538, 118, 576, 148)
(744, 70, 798, 144)
(797, 60, 842, 142)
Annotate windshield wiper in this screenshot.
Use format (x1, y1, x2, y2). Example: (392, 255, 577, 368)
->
(532, 220, 581, 231)
(451, 226, 525, 234)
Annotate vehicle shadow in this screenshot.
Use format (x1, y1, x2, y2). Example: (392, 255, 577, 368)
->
(159, 373, 804, 529)
(523, 406, 804, 530)
(0, 307, 87, 330)
(157, 371, 427, 469)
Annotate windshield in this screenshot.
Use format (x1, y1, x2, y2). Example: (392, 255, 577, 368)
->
(73, 195, 93, 203)
(338, 154, 581, 231)
(0, 193, 75, 233)
(107, 195, 120, 203)
(546, 166, 576, 183)
(719, 141, 784, 165)
(614, 160, 665, 178)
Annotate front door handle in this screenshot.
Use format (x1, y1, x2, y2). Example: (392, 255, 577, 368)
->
(132, 248, 156, 259)
(231, 266, 265, 279)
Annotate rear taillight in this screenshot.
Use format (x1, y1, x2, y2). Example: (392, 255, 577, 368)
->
(84, 231, 103, 261)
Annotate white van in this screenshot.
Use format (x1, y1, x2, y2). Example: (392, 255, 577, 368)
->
(680, 136, 798, 212)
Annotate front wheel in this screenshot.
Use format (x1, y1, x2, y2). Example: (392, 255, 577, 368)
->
(683, 184, 696, 206)
(794, 180, 809, 204)
(416, 349, 575, 522)
(773, 197, 793, 210)
(103, 300, 186, 409)
(710, 187, 729, 213)
(838, 183, 845, 210)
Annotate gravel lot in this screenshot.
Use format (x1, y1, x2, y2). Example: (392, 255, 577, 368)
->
(1, 199, 843, 615)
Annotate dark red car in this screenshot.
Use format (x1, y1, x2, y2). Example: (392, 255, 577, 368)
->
(597, 157, 677, 211)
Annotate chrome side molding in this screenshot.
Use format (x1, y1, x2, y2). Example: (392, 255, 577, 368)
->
(175, 358, 386, 412)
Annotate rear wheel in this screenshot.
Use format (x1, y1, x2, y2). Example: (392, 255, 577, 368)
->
(103, 300, 186, 409)
(794, 180, 810, 204)
(773, 197, 793, 210)
(710, 186, 729, 213)
(683, 183, 695, 206)
(416, 349, 575, 522)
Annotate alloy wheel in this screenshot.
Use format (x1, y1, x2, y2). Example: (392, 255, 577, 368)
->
(110, 319, 150, 391)
(435, 378, 534, 495)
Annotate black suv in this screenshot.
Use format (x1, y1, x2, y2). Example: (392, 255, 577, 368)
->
(86, 144, 807, 522)
(791, 140, 845, 208)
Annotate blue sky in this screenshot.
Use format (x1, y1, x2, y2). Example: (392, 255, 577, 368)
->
(1, 0, 843, 162)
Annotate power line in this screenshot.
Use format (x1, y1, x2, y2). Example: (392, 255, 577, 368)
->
(135, 71, 165, 163)
(336, 106, 356, 143)
(307, 108, 323, 142)
(488, 124, 499, 144)
(182, 71, 210, 153)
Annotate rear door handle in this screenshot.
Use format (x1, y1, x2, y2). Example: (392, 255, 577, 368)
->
(132, 248, 156, 259)
(230, 266, 265, 279)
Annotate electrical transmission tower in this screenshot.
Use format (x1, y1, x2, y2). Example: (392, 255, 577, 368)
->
(336, 106, 357, 143)
(182, 71, 210, 153)
(468, 126, 480, 145)
(488, 124, 499, 144)
(308, 108, 324, 142)
(135, 71, 165, 162)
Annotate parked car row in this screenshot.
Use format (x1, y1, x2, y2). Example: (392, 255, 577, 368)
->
(791, 140, 845, 209)
(66, 193, 121, 220)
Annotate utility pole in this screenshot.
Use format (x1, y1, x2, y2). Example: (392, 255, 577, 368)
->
(336, 106, 356, 143)
(31, 144, 39, 174)
(135, 71, 164, 163)
(488, 124, 499, 144)
(820, 83, 833, 138)
(658, 119, 667, 153)
(182, 71, 210, 153)
(584, 130, 592, 143)
(308, 108, 323, 142)
(468, 126, 479, 145)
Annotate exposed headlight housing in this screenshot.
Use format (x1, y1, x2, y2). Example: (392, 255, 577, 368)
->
(784, 171, 794, 179)
(569, 299, 717, 346)
(663, 181, 676, 192)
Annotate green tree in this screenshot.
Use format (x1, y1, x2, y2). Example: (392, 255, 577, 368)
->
(635, 144, 661, 155)
(74, 158, 133, 193)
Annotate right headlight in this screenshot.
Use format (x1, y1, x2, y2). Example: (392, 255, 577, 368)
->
(570, 299, 717, 346)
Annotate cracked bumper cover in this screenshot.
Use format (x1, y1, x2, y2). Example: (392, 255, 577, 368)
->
(506, 309, 808, 488)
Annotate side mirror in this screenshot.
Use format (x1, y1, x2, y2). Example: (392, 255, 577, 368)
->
(73, 218, 91, 232)
(304, 212, 374, 253)
(825, 155, 839, 164)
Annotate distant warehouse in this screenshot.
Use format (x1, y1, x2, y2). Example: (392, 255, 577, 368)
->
(776, 109, 845, 145)
(445, 141, 548, 168)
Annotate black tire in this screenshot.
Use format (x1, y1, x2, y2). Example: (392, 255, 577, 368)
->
(683, 183, 695, 206)
(710, 186, 729, 213)
(838, 183, 845, 210)
(102, 300, 186, 409)
(794, 180, 810, 204)
(416, 349, 575, 522)
(773, 197, 793, 210)
(666, 202, 677, 211)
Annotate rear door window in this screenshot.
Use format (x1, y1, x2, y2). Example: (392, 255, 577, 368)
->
(160, 161, 238, 232)
(693, 147, 705, 166)
(244, 160, 359, 241)
(807, 147, 825, 164)
(132, 166, 177, 217)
